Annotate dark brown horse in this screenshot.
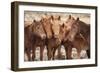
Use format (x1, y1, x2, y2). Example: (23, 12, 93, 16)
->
(24, 20, 46, 61)
(24, 24, 33, 61)
(62, 15, 80, 59)
(77, 20, 90, 58)
(63, 16, 90, 59)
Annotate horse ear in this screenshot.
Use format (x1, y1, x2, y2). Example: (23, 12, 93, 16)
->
(51, 15, 54, 20)
(76, 17, 79, 21)
(33, 20, 36, 23)
(61, 23, 64, 28)
(68, 15, 71, 19)
(58, 16, 61, 20)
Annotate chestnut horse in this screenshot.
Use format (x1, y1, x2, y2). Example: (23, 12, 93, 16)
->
(62, 15, 80, 59)
(41, 15, 53, 39)
(63, 16, 90, 59)
(42, 15, 78, 60)
(24, 20, 46, 61)
(41, 14, 66, 60)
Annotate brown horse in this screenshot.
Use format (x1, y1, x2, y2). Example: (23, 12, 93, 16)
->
(41, 15, 66, 60)
(24, 19, 46, 61)
(41, 14, 53, 39)
(63, 15, 80, 59)
(40, 14, 54, 60)
(63, 16, 90, 59)
(44, 15, 78, 60)
(52, 23, 67, 60)
(77, 20, 90, 58)
(24, 24, 34, 61)
(46, 15, 71, 60)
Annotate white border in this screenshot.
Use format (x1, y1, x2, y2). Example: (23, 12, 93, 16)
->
(18, 5, 96, 68)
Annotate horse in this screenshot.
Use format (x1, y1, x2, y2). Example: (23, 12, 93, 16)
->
(62, 15, 80, 59)
(63, 16, 90, 59)
(42, 15, 78, 60)
(41, 14, 53, 39)
(51, 23, 67, 60)
(46, 15, 74, 60)
(24, 19, 46, 61)
(24, 24, 34, 61)
(77, 20, 90, 58)
(41, 14, 66, 60)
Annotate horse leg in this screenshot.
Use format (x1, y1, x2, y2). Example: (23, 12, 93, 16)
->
(47, 46, 52, 60)
(52, 48, 57, 60)
(32, 49, 35, 61)
(87, 49, 90, 58)
(77, 48, 81, 59)
(65, 46, 72, 59)
(47, 49, 52, 60)
(40, 46, 45, 61)
(57, 46, 61, 60)
(32, 46, 36, 61)
(25, 48, 31, 61)
(58, 45, 61, 59)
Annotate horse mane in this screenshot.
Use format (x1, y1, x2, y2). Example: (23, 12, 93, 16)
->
(77, 20, 90, 45)
(78, 20, 90, 30)
(24, 23, 33, 33)
(78, 20, 90, 36)
(41, 18, 54, 39)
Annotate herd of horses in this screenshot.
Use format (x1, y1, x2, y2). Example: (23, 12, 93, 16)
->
(24, 14, 90, 61)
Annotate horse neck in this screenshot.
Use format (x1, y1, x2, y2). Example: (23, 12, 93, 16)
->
(40, 20, 47, 36)
(50, 23, 55, 38)
(58, 27, 65, 41)
(41, 19, 53, 39)
(79, 20, 90, 39)
(25, 24, 33, 33)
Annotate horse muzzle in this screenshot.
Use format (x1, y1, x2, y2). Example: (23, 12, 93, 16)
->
(41, 34, 46, 39)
